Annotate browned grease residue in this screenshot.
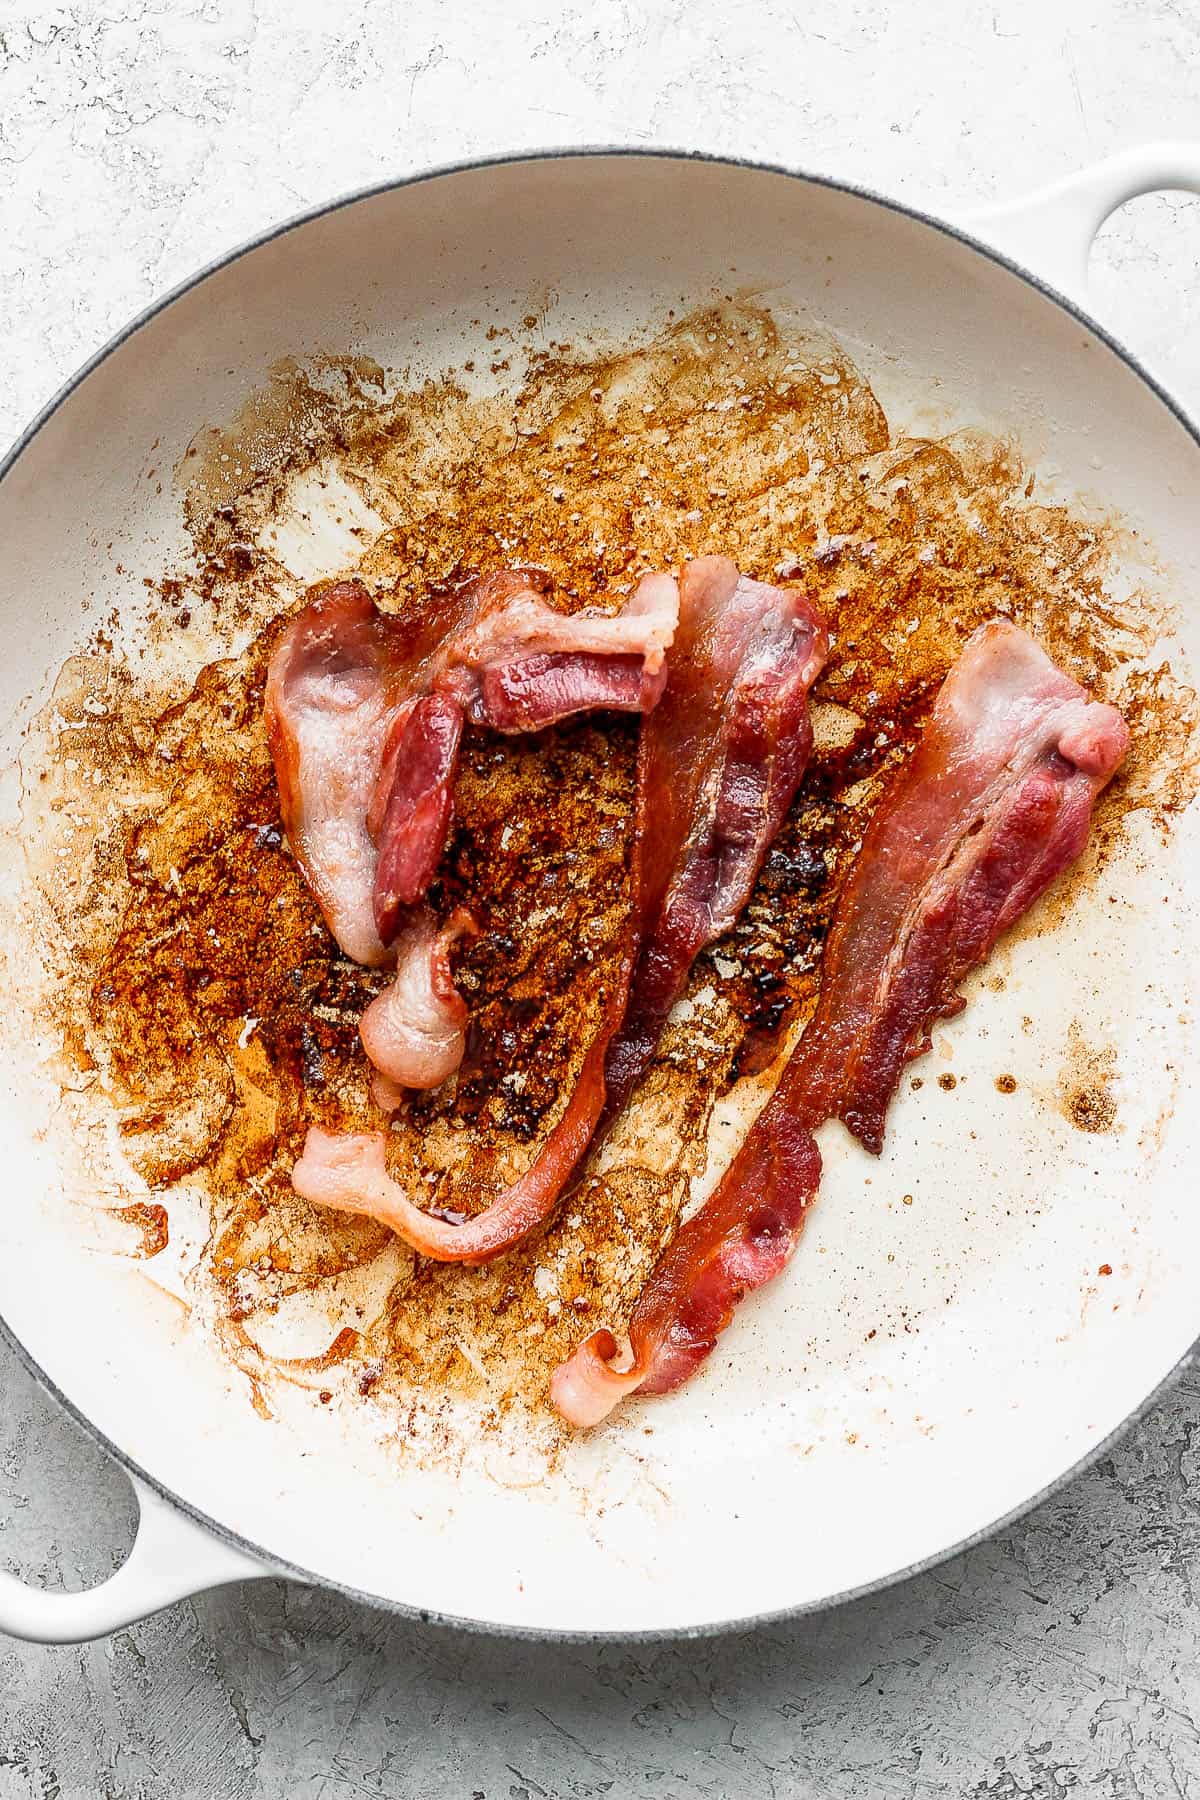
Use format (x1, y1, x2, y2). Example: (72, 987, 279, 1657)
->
(19, 300, 1195, 1433)
(111, 1202, 170, 1258)
(1058, 1022, 1119, 1135)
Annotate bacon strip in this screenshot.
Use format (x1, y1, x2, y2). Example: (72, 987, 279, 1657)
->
(787, 618, 1132, 1153)
(441, 569, 678, 728)
(264, 579, 422, 967)
(368, 569, 678, 907)
(553, 620, 1130, 1425)
(601, 556, 829, 1124)
(479, 651, 665, 731)
(266, 569, 679, 1096)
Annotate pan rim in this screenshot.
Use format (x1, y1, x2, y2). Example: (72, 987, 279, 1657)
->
(2, 142, 1197, 1644)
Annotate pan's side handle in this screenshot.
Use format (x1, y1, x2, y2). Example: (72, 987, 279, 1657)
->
(0, 1475, 277, 1643)
(961, 142, 1200, 304)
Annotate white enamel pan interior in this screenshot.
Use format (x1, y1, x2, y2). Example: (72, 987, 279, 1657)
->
(0, 147, 1198, 1643)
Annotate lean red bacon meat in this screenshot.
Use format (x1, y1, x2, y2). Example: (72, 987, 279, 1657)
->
(601, 556, 829, 1125)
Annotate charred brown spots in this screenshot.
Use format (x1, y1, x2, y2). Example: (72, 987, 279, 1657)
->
(1057, 1024, 1119, 1137)
(112, 1203, 170, 1258)
(1065, 1085, 1117, 1134)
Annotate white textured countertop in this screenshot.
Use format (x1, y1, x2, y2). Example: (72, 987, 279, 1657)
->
(2, 2, 1200, 1795)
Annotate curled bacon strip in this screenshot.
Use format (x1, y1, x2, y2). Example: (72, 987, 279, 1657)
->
(293, 935, 633, 1264)
(366, 569, 679, 914)
(267, 569, 679, 960)
(442, 569, 678, 729)
(275, 570, 678, 1257)
(601, 556, 829, 1124)
(266, 569, 678, 1102)
(554, 619, 1130, 1425)
(358, 907, 476, 1095)
(265, 579, 413, 968)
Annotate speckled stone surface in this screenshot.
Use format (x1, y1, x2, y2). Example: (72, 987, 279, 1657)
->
(2, 3, 1200, 1795)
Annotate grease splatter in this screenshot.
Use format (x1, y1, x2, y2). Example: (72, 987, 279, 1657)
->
(1058, 1023, 1119, 1135)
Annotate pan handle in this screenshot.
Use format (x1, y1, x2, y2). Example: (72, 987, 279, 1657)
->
(960, 141, 1200, 305)
(0, 1475, 276, 1643)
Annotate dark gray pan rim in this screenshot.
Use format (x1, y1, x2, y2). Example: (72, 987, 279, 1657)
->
(1, 144, 1197, 1646)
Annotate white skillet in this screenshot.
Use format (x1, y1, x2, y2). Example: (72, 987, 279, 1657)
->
(0, 146, 1197, 1642)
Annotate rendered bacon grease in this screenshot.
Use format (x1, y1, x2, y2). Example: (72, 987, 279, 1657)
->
(551, 620, 1130, 1427)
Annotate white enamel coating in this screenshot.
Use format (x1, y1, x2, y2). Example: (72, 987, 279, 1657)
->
(0, 148, 1197, 1642)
